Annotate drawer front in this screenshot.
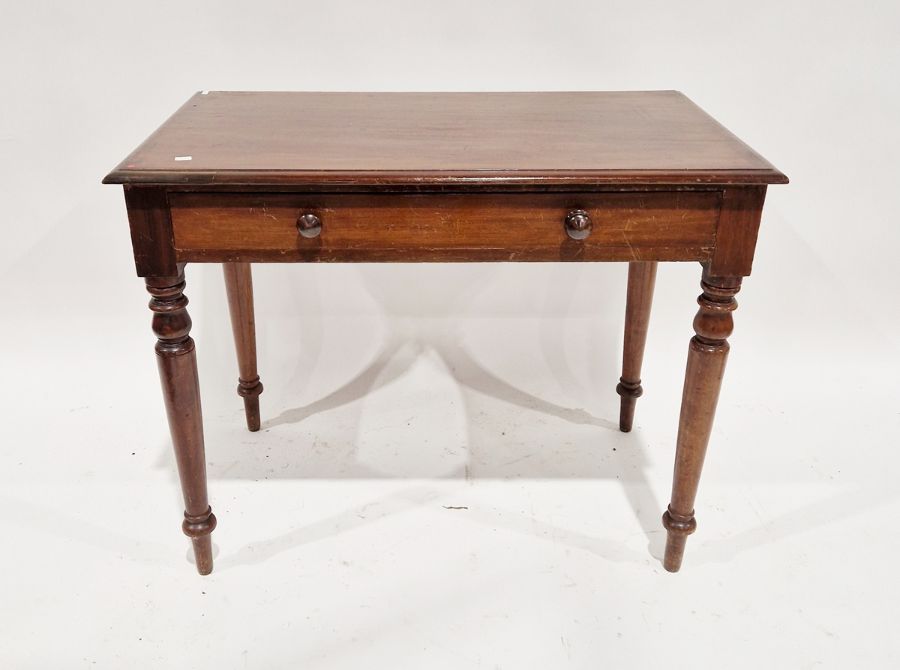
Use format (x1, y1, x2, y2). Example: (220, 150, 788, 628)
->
(169, 192, 721, 263)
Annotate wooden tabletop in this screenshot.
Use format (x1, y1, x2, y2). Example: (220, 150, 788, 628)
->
(104, 91, 787, 187)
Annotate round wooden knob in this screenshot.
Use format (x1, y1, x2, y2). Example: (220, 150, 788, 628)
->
(564, 209, 592, 240)
(296, 212, 322, 238)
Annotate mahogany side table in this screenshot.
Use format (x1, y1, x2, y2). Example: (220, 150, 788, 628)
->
(104, 91, 787, 574)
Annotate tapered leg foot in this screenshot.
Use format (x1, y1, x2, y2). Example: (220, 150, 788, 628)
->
(616, 380, 642, 433)
(663, 271, 740, 572)
(184, 507, 217, 575)
(224, 263, 263, 432)
(662, 507, 696, 572)
(191, 537, 214, 575)
(617, 262, 657, 432)
(147, 268, 217, 575)
(241, 391, 262, 432)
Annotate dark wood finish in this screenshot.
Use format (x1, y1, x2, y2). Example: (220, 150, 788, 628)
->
(146, 268, 216, 575)
(124, 186, 178, 277)
(708, 186, 768, 276)
(617, 262, 658, 432)
(662, 270, 741, 572)
(168, 192, 721, 264)
(107, 91, 787, 575)
(223, 262, 263, 431)
(102, 91, 787, 187)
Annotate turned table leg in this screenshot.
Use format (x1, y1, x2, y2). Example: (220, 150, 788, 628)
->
(147, 269, 217, 575)
(223, 262, 263, 431)
(617, 261, 657, 432)
(662, 271, 741, 572)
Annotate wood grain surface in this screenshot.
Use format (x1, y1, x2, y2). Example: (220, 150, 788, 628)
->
(104, 91, 787, 187)
(168, 191, 721, 263)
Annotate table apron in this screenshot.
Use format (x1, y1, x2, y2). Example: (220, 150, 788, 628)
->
(167, 191, 722, 263)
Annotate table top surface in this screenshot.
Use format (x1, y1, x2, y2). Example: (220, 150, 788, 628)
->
(104, 91, 787, 187)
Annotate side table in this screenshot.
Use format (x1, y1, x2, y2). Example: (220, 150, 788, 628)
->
(104, 91, 787, 574)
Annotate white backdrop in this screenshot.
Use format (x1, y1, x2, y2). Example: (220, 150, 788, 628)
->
(2, 2, 899, 668)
